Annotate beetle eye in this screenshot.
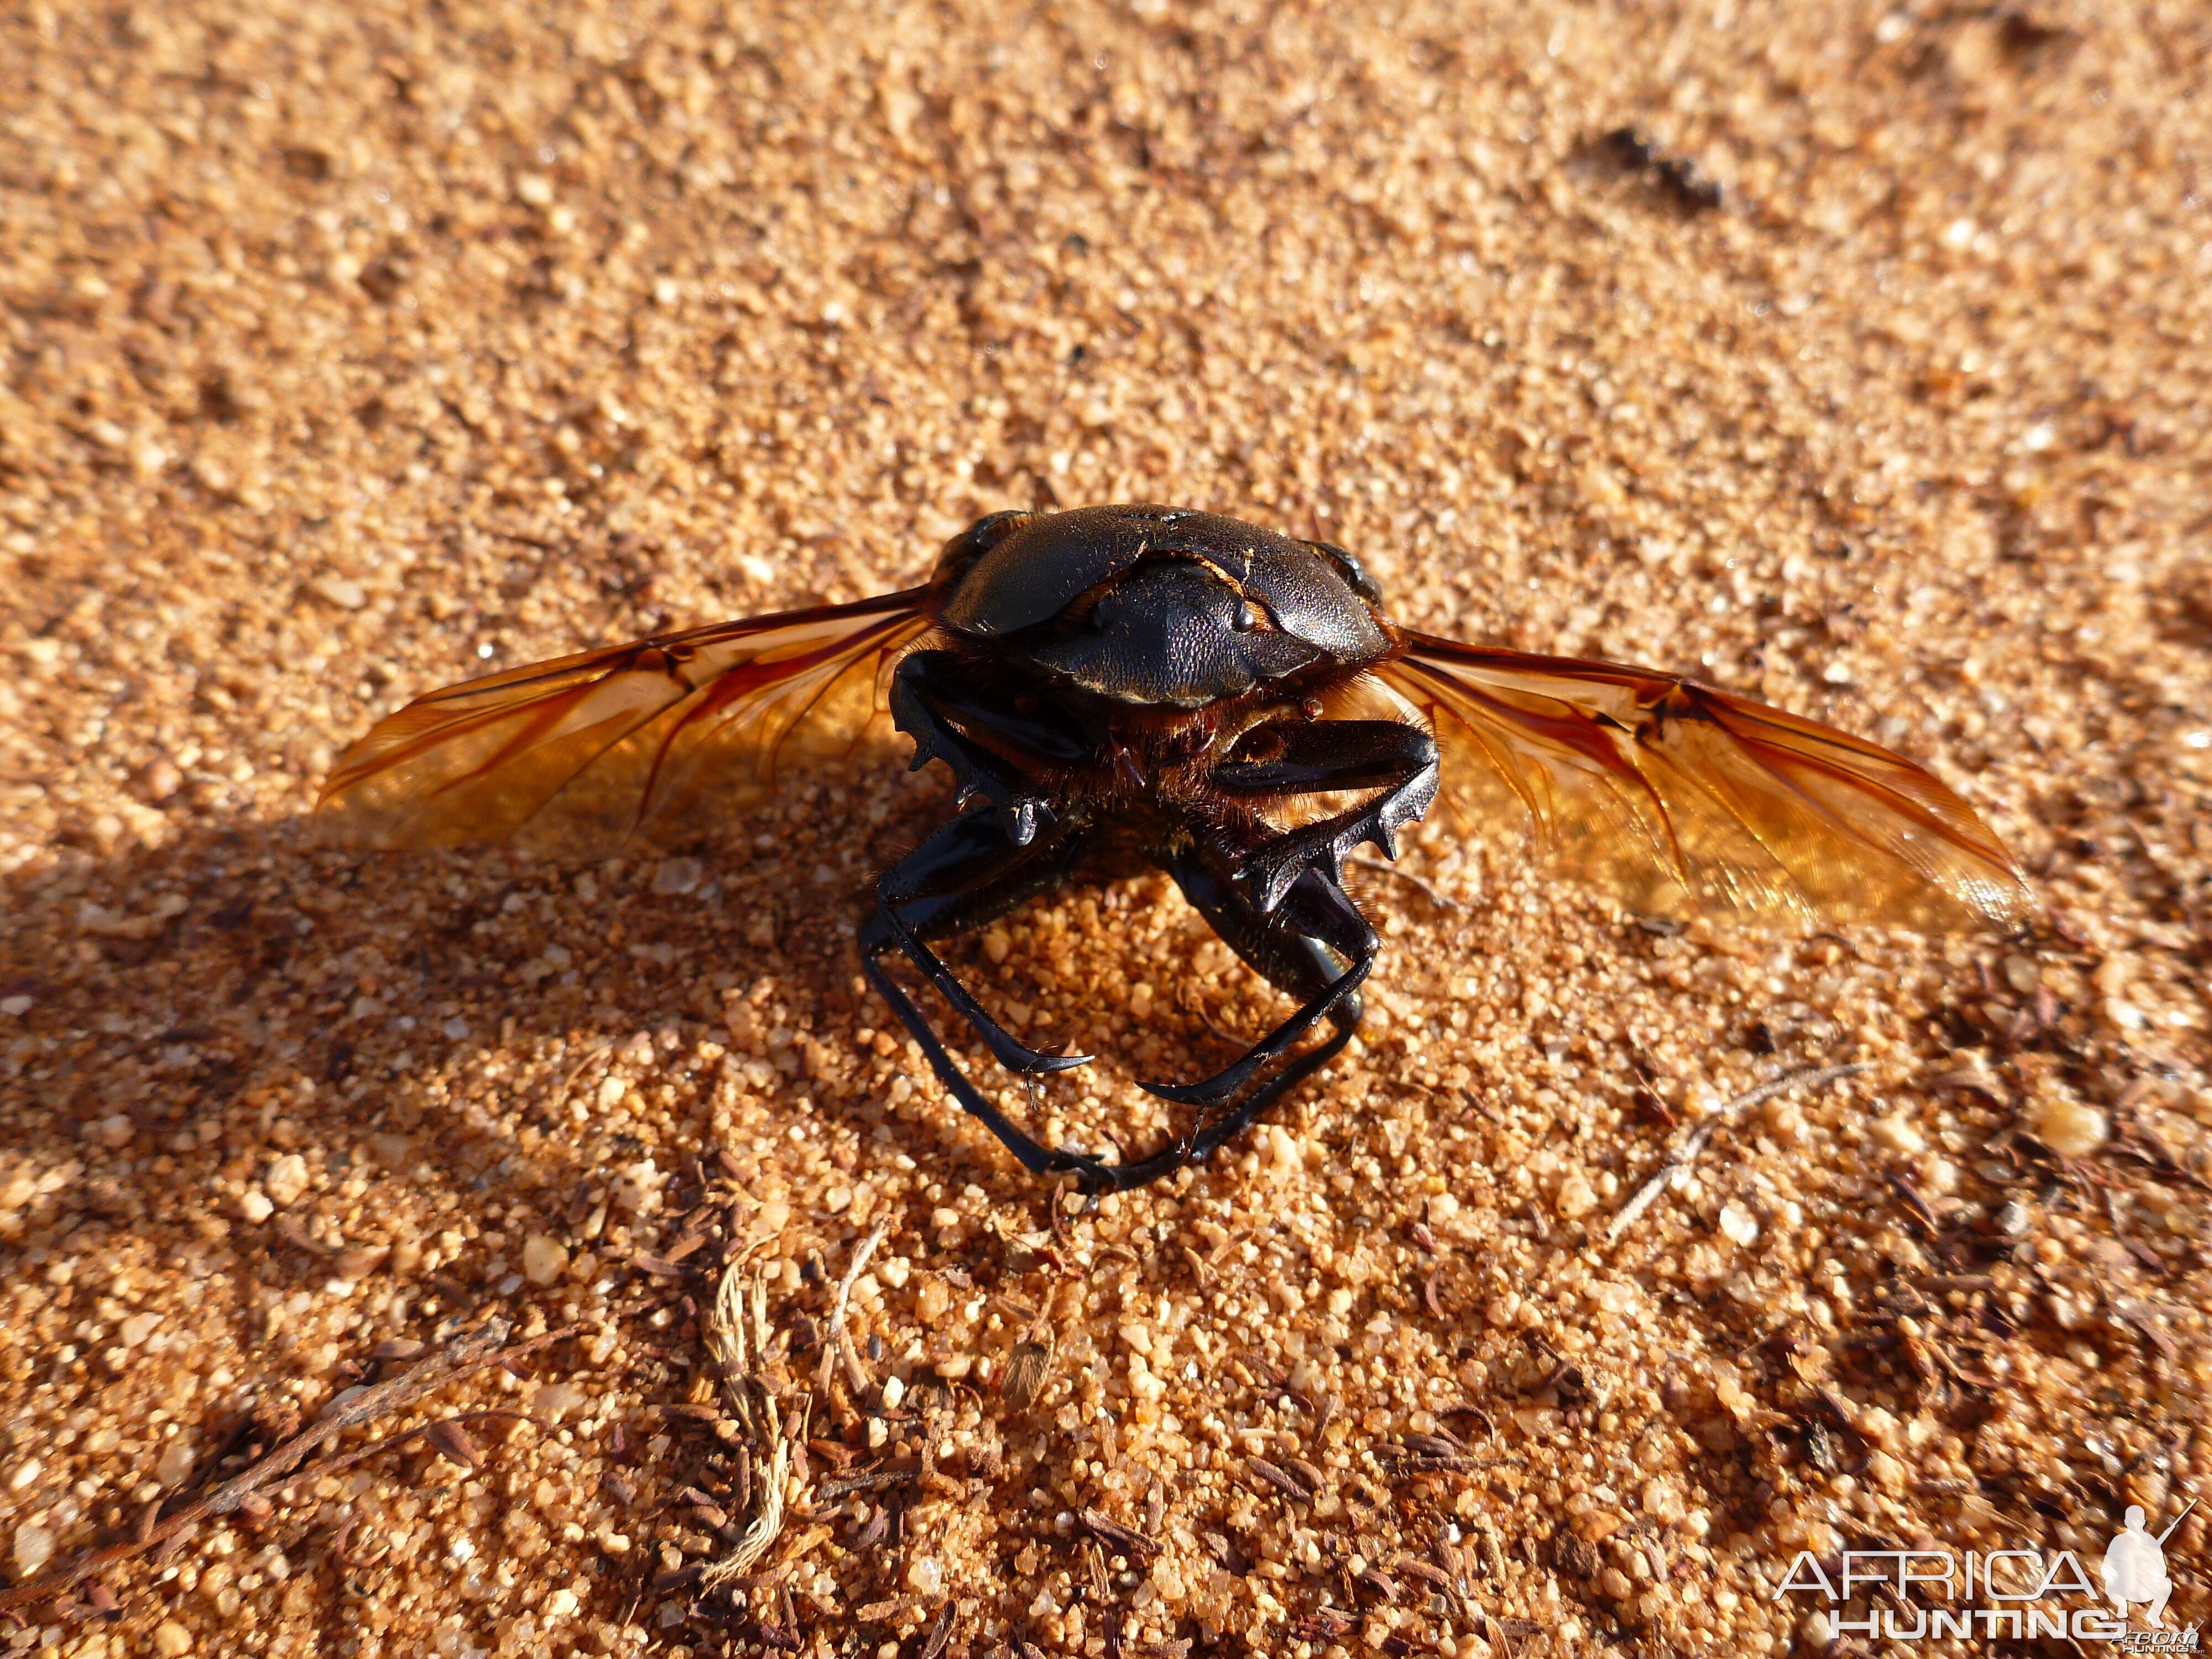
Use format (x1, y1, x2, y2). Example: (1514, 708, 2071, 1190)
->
(1232, 601, 1259, 632)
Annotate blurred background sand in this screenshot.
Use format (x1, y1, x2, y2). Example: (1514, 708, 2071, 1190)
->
(2, 2, 2209, 1655)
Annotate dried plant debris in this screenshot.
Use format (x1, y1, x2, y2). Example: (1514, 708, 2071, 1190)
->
(4, 1, 2212, 1655)
(0, 1318, 573, 1616)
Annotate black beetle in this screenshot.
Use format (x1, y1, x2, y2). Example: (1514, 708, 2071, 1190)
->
(321, 503, 2030, 1191)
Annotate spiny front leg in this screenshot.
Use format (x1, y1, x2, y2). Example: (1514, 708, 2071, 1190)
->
(890, 650, 1085, 848)
(863, 808, 1094, 1081)
(1142, 859, 1376, 1109)
(1052, 856, 1378, 1194)
(1213, 718, 1439, 912)
(859, 808, 1101, 1182)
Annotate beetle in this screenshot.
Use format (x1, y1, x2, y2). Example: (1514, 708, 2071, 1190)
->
(320, 503, 2031, 1191)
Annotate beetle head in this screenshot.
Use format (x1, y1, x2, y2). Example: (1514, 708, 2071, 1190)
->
(931, 509, 1037, 591)
(1301, 538, 1384, 604)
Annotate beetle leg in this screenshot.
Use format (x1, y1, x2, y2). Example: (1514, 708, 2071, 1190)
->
(860, 808, 1132, 1182)
(1037, 861, 1376, 1194)
(891, 651, 1078, 848)
(1212, 718, 1439, 913)
(1139, 860, 1376, 1109)
(863, 808, 1095, 1079)
(861, 832, 1375, 1196)
(1066, 1019, 1361, 1193)
(873, 901, 1092, 1077)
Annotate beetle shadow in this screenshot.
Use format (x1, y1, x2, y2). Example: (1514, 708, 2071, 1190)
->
(0, 750, 1076, 1275)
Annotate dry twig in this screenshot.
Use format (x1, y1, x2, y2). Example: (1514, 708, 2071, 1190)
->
(820, 1219, 889, 1400)
(0, 1318, 572, 1615)
(1607, 1063, 1872, 1244)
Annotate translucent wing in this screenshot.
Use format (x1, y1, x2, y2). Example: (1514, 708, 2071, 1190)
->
(1376, 633, 2032, 930)
(318, 592, 932, 858)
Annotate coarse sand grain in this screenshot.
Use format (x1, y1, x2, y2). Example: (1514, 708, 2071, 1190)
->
(2, 3, 2209, 1657)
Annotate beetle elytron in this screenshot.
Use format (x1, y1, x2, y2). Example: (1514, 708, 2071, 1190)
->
(321, 505, 2030, 1191)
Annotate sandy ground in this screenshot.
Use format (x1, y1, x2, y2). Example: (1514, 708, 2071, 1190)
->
(4, 2, 2211, 1656)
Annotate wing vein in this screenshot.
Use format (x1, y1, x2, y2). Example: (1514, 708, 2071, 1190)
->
(1377, 635, 2031, 930)
(318, 594, 931, 858)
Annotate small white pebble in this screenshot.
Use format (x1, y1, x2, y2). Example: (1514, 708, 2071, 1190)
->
(915, 1278, 950, 1324)
(119, 1311, 161, 1347)
(2029, 1095, 2107, 1159)
(239, 1187, 274, 1224)
(532, 1383, 585, 1422)
(1717, 1204, 1759, 1247)
(653, 857, 703, 896)
(153, 1620, 192, 1657)
(522, 1235, 570, 1286)
(91, 1112, 134, 1149)
(7, 1459, 39, 1492)
(1590, 1279, 1637, 1313)
(310, 573, 367, 611)
(1871, 1112, 1925, 1154)
(12, 1522, 55, 1577)
(264, 1153, 310, 1207)
(543, 1587, 579, 1620)
(880, 1374, 907, 1411)
(156, 1439, 195, 1486)
(1554, 1173, 1598, 1219)
(597, 1075, 629, 1110)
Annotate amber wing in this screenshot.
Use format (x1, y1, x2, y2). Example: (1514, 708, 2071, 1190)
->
(1375, 634, 2032, 930)
(317, 592, 932, 858)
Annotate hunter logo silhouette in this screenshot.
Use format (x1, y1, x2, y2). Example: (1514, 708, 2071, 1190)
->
(2104, 1500, 2196, 1628)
